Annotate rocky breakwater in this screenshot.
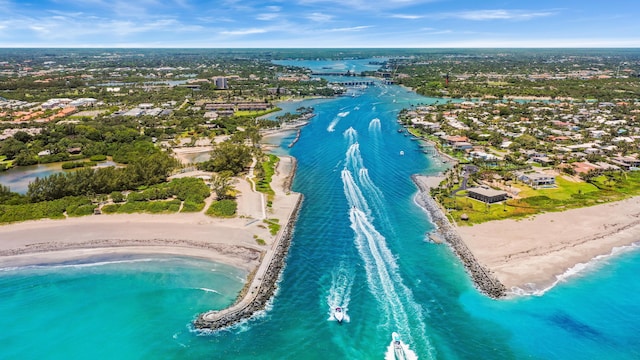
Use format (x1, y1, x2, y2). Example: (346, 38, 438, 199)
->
(194, 194, 304, 331)
(412, 174, 506, 298)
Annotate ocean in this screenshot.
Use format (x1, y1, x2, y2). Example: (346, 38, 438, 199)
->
(1, 59, 639, 359)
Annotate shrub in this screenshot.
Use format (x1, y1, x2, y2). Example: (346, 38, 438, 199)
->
(181, 200, 204, 212)
(206, 199, 237, 217)
(110, 191, 125, 203)
(102, 204, 121, 214)
(67, 203, 97, 217)
(61, 161, 86, 169)
(89, 155, 107, 162)
(263, 218, 281, 235)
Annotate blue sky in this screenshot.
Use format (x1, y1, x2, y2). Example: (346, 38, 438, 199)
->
(0, 0, 638, 47)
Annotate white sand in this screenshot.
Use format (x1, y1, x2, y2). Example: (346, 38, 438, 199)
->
(457, 196, 640, 291)
(0, 156, 301, 273)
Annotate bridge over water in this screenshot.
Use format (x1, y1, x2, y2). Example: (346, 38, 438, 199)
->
(332, 80, 375, 86)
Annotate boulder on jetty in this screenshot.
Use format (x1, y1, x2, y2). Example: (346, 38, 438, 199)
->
(412, 174, 506, 298)
(194, 195, 304, 331)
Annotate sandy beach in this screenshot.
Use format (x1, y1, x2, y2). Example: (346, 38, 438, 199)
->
(456, 196, 640, 293)
(0, 155, 301, 274)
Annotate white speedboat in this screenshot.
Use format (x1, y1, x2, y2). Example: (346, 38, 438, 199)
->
(399, 150, 405, 156)
(392, 332, 407, 360)
(333, 307, 345, 323)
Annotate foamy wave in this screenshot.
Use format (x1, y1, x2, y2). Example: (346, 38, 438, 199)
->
(199, 288, 221, 295)
(0, 258, 156, 272)
(508, 241, 640, 297)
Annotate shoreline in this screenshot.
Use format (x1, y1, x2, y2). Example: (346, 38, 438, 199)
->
(457, 196, 640, 294)
(412, 174, 507, 298)
(0, 154, 304, 329)
(412, 174, 640, 297)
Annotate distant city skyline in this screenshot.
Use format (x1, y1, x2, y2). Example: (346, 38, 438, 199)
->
(0, 0, 638, 48)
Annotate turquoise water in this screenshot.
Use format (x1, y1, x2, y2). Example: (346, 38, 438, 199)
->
(1, 59, 639, 359)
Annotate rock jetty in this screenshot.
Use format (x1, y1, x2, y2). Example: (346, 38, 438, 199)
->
(194, 194, 304, 331)
(412, 174, 506, 298)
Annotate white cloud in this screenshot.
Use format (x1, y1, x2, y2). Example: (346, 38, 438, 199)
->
(326, 25, 373, 32)
(439, 9, 556, 21)
(29, 26, 50, 33)
(220, 28, 268, 36)
(307, 12, 333, 22)
(391, 14, 423, 19)
(256, 13, 279, 21)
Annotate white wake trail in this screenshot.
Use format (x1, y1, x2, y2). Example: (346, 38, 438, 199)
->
(341, 148, 435, 358)
(341, 169, 371, 216)
(327, 111, 350, 132)
(343, 127, 358, 145)
(327, 264, 354, 322)
(345, 143, 364, 172)
(369, 118, 381, 132)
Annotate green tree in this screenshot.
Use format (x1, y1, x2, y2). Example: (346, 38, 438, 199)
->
(199, 141, 252, 175)
(0, 138, 28, 160)
(210, 171, 234, 200)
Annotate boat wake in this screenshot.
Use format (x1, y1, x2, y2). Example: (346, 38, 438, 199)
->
(327, 111, 351, 132)
(344, 130, 393, 233)
(343, 126, 358, 144)
(369, 118, 381, 132)
(327, 264, 354, 323)
(385, 332, 418, 360)
(341, 136, 435, 358)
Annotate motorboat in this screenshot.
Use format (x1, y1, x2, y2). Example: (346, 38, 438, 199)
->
(399, 150, 405, 156)
(392, 332, 407, 360)
(333, 307, 345, 323)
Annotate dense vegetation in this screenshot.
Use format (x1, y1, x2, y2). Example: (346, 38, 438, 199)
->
(27, 150, 178, 202)
(206, 199, 237, 217)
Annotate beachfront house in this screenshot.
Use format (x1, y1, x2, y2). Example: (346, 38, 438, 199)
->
(517, 172, 556, 188)
(466, 186, 508, 203)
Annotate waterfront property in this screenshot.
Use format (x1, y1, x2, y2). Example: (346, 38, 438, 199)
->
(517, 172, 556, 188)
(466, 186, 509, 203)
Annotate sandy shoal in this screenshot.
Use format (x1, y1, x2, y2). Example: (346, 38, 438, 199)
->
(457, 196, 640, 292)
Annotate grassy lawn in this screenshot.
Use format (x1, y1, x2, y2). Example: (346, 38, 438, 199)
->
(234, 107, 280, 118)
(256, 154, 278, 202)
(446, 195, 537, 225)
(515, 176, 599, 200)
(446, 172, 640, 225)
